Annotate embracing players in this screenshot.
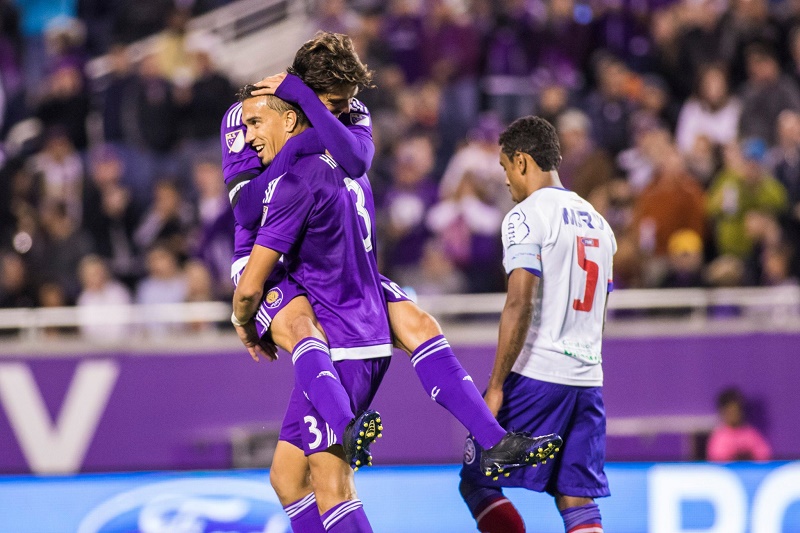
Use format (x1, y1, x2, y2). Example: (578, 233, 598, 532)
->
(224, 33, 562, 531)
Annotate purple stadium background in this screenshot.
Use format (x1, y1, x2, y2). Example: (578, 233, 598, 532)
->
(1, 332, 798, 474)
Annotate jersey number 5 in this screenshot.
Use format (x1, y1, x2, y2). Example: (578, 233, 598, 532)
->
(573, 236, 599, 312)
(344, 178, 373, 252)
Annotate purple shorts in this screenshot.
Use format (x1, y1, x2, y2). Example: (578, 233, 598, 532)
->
(380, 275, 413, 303)
(279, 357, 391, 456)
(232, 261, 306, 339)
(460, 373, 610, 498)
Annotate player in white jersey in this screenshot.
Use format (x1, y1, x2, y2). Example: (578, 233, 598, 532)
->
(459, 116, 616, 533)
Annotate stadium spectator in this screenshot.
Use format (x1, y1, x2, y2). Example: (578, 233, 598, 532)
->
(675, 63, 742, 155)
(133, 180, 194, 260)
(631, 146, 707, 258)
(93, 44, 137, 143)
(769, 110, 800, 275)
(739, 42, 800, 145)
(583, 54, 635, 156)
(438, 113, 508, 210)
(76, 254, 132, 342)
(479, 3, 536, 124)
(177, 35, 235, 144)
(659, 229, 706, 289)
(379, 0, 427, 84)
(707, 387, 772, 462)
(556, 108, 614, 200)
(27, 201, 94, 299)
(380, 135, 438, 283)
(34, 64, 90, 150)
(82, 144, 141, 287)
(707, 138, 788, 259)
(533, 0, 593, 90)
(0, 251, 35, 308)
(136, 244, 187, 336)
(30, 127, 84, 226)
(425, 0, 481, 165)
(426, 169, 505, 293)
(127, 52, 179, 154)
(312, 0, 362, 35)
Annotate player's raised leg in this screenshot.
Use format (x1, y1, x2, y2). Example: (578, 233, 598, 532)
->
(382, 278, 561, 475)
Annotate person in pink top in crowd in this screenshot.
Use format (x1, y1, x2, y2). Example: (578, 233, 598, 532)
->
(707, 387, 772, 462)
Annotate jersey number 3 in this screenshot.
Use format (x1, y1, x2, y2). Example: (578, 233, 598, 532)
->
(345, 178, 373, 252)
(573, 236, 599, 312)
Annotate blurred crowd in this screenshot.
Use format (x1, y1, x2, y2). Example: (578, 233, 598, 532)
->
(0, 0, 800, 333)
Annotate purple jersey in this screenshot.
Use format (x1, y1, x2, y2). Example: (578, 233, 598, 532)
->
(255, 152, 391, 360)
(221, 102, 323, 263)
(220, 98, 373, 262)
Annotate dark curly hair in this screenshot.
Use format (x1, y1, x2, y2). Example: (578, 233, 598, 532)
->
(236, 84, 309, 127)
(288, 31, 375, 94)
(499, 116, 562, 171)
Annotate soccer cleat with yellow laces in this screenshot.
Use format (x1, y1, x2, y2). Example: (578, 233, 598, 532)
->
(343, 410, 383, 471)
(480, 432, 563, 480)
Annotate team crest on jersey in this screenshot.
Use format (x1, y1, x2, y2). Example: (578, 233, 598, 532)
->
(265, 288, 283, 309)
(350, 112, 370, 126)
(225, 130, 245, 153)
(464, 437, 476, 464)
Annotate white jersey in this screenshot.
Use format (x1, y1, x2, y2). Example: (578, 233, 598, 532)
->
(502, 187, 616, 387)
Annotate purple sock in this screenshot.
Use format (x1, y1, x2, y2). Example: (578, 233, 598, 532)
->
(561, 502, 603, 533)
(321, 499, 373, 532)
(293, 337, 354, 441)
(283, 493, 325, 532)
(411, 335, 506, 449)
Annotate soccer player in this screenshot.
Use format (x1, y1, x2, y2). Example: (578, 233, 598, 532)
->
(233, 86, 389, 532)
(249, 32, 560, 475)
(227, 32, 560, 530)
(458, 116, 616, 533)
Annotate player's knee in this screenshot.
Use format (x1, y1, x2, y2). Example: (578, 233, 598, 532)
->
(269, 465, 310, 506)
(308, 455, 355, 502)
(389, 302, 443, 353)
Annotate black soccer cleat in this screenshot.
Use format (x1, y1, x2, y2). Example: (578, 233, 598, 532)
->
(343, 410, 383, 471)
(480, 432, 563, 480)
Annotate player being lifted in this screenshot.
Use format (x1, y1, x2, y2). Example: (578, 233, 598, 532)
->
(234, 84, 390, 531)
(225, 32, 562, 530)
(458, 117, 616, 533)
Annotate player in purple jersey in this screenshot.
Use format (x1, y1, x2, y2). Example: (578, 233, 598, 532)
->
(252, 31, 559, 470)
(233, 87, 388, 532)
(229, 32, 561, 532)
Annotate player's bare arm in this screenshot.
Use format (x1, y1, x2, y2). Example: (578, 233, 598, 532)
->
(232, 244, 282, 361)
(485, 269, 539, 416)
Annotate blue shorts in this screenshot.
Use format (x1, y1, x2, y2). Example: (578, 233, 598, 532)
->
(460, 373, 610, 498)
(279, 357, 390, 456)
(380, 275, 413, 303)
(232, 261, 306, 339)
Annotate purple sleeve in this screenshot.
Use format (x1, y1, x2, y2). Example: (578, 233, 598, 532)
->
(275, 74, 374, 176)
(254, 172, 314, 254)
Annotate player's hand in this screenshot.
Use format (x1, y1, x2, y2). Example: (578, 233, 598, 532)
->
(484, 387, 504, 418)
(252, 72, 288, 96)
(234, 321, 278, 362)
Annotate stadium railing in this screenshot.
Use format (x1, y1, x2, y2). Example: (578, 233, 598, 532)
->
(0, 285, 797, 343)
